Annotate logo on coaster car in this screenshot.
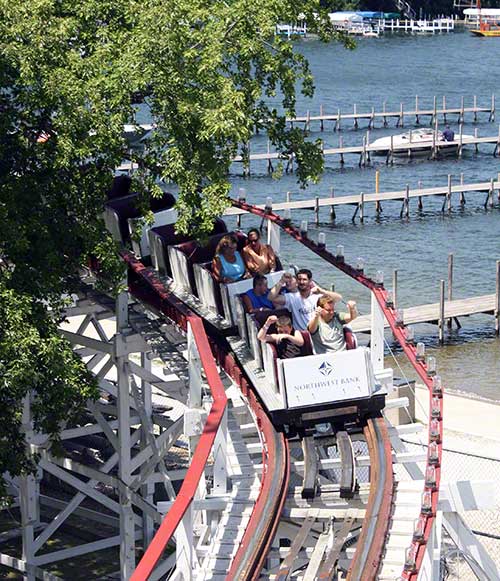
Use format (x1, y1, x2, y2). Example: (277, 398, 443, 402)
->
(319, 361, 333, 376)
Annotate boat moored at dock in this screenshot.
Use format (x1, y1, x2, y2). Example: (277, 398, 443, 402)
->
(370, 128, 475, 156)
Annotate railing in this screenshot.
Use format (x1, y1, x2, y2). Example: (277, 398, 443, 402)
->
(125, 255, 228, 580)
(232, 199, 444, 580)
(124, 252, 290, 580)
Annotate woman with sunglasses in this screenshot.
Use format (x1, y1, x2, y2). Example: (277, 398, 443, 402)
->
(241, 228, 277, 276)
(212, 234, 250, 283)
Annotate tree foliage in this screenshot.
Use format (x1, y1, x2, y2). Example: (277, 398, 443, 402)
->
(129, 0, 352, 235)
(0, 0, 350, 495)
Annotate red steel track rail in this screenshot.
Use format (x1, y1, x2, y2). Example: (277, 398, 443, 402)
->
(124, 253, 289, 581)
(232, 199, 444, 580)
(346, 417, 394, 581)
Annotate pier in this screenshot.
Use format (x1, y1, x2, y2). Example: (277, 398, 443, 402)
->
(235, 126, 500, 174)
(352, 258, 500, 343)
(284, 94, 495, 132)
(352, 293, 500, 338)
(225, 174, 500, 223)
(376, 17, 455, 34)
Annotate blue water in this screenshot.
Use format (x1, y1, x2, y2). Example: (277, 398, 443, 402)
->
(226, 30, 500, 400)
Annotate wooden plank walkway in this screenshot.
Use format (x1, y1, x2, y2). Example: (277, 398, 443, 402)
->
(233, 130, 500, 171)
(291, 107, 491, 124)
(224, 176, 500, 217)
(284, 94, 495, 131)
(351, 294, 497, 333)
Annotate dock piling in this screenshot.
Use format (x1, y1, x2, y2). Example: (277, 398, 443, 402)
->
(329, 187, 336, 221)
(314, 196, 320, 225)
(397, 103, 404, 128)
(447, 253, 454, 329)
(267, 140, 273, 173)
(415, 95, 420, 125)
(458, 123, 463, 158)
(336, 108, 342, 132)
(439, 279, 445, 344)
(320, 104, 324, 131)
(400, 184, 410, 219)
(490, 93, 495, 122)
(473, 95, 478, 123)
(460, 96, 465, 124)
(459, 173, 465, 205)
(432, 119, 438, 160)
(442, 96, 447, 123)
(386, 135, 394, 165)
(432, 95, 437, 126)
(353, 104, 358, 129)
(375, 170, 382, 214)
(359, 135, 366, 167)
(418, 180, 423, 211)
(443, 174, 452, 212)
(359, 192, 365, 223)
(494, 124, 500, 157)
(383, 100, 388, 127)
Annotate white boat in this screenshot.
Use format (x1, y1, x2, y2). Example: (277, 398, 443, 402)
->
(122, 123, 155, 144)
(370, 128, 475, 156)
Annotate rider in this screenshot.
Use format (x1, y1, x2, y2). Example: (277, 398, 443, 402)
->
(308, 295, 358, 354)
(269, 268, 342, 330)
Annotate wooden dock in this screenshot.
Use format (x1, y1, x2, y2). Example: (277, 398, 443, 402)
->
(351, 260, 500, 343)
(225, 175, 500, 222)
(234, 126, 500, 173)
(284, 94, 495, 132)
(351, 294, 499, 334)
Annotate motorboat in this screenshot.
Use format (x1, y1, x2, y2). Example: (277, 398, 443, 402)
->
(370, 128, 475, 156)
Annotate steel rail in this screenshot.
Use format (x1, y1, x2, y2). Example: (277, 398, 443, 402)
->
(124, 252, 289, 581)
(231, 199, 444, 580)
(346, 417, 394, 581)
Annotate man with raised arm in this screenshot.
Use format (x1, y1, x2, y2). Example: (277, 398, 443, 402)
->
(308, 295, 358, 354)
(269, 268, 342, 330)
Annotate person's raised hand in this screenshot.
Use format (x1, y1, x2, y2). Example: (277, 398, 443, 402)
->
(266, 315, 278, 325)
(347, 300, 357, 309)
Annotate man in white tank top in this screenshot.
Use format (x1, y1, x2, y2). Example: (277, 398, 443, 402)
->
(269, 268, 342, 330)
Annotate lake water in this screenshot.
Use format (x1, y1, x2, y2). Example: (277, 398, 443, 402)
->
(226, 30, 500, 401)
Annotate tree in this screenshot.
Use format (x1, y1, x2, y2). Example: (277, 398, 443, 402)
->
(0, 0, 350, 496)
(128, 0, 353, 235)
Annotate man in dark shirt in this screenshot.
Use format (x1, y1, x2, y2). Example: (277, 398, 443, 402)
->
(442, 125, 455, 142)
(242, 274, 273, 313)
(257, 314, 304, 359)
